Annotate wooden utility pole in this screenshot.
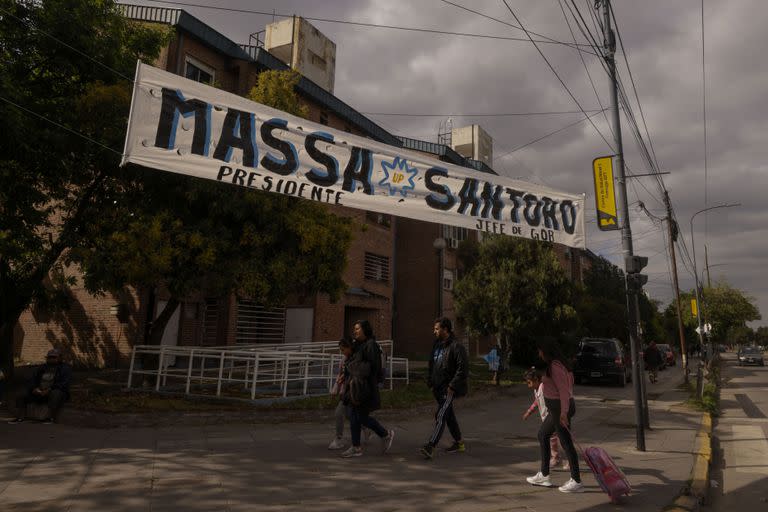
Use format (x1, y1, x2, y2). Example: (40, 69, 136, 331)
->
(664, 191, 688, 383)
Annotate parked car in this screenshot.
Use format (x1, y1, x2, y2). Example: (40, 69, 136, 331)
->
(574, 338, 631, 387)
(657, 343, 676, 367)
(737, 346, 765, 366)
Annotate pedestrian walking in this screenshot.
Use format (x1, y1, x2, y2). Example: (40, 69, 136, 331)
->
(644, 341, 663, 384)
(328, 338, 353, 450)
(522, 367, 568, 471)
(526, 338, 583, 493)
(420, 317, 468, 460)
(340, 320, 394, 458)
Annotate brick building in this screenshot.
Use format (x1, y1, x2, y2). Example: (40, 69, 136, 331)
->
(13, 5, 594, 366)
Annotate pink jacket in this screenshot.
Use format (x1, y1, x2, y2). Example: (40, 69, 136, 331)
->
(541, 360, 574, 408)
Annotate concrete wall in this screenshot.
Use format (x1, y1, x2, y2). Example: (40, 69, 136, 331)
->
(451, 124, 493, 166)
(266, 17, 336, 93)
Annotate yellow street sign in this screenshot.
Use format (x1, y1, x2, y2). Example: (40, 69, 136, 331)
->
(593, 156, 619, 231)
(691, 298, 698, 317)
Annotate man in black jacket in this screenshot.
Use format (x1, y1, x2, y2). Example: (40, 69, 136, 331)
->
(420, 317, 468, 459)
(8, 349, 72, 424)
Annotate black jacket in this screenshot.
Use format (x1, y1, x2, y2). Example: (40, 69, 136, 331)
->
(427, 335, 468, 397)
(644, 345, 663, 369)
(345, 338, 382, 412)
(29, 363, 72, 400)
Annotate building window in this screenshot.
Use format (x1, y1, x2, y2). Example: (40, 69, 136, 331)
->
(364, 252, 390, 282)
(319, 111, 329, 125)
(443, 269, 455, 291)
(366, 211, 391, 228)
(184, 56, 215, 85)
(442, 225, 468, 249)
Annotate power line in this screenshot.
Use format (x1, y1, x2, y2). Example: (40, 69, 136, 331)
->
(0, 95, 123, 156)
(556, 0, 614, 140)
(361, 108, 603, 117)
(492, 109, 606, 162)
(498, 1, 615, 153)
(437, 0, 598, 54)
(0, 5, 133, 82)
(135, 0, 596, 49)
(701, 0, 709, 245)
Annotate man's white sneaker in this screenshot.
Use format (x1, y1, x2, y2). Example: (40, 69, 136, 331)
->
(340, 446, 362, 458)
(526, 472, 554, 487)
(328, 437, 345, 450)
(382, 429, 395, 453)
(558, 478, 584, 493)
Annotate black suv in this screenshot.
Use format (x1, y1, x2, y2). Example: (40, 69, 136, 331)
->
(574, 338, 631, 387)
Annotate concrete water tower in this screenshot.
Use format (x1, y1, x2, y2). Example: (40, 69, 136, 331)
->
(265, 16, 337, 94)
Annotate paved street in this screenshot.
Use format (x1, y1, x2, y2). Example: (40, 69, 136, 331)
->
(704, 352, 768, 510)
(0, 366, 700, 511)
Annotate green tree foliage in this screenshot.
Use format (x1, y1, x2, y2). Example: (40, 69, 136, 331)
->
(454, 236, 576, 364)
(0, 0, 170, 374)
(574, 256, 627, 341)
(699, 282, 760, 343)
(674, 281, 761, 345)
(248, 70, 309, 118)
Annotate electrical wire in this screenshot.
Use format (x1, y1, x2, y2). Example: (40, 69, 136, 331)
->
(361, 108, 603, 117)
(556, 0, 614, 140)
(0, 95, 124, 156)
(498, 1, 615, 154)
(0, 5, 134, 82)
(437, 0, 598, 53)
(492, 109, 606, 162)
(134, 0, 596, 49)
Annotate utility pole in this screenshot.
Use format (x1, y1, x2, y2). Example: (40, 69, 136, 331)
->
(602, 0, 645, 451)
(704, 246, 712, 287)
(665, 191, 688, 383)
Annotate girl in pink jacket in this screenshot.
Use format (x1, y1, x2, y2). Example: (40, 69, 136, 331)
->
(525, 338, 583, 493)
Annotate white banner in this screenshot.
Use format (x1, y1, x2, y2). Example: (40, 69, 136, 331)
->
(122, 62, 586, 248)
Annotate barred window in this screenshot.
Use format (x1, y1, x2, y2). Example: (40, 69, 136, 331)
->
(364, 252, 390, 282)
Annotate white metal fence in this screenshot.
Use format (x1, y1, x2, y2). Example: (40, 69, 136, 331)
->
(126, 340, 409, 400)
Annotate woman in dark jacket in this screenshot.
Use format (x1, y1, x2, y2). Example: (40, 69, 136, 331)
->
(340, 320, 395, 458)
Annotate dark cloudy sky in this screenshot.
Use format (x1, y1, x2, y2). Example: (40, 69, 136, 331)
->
(132, 0, 767, 327)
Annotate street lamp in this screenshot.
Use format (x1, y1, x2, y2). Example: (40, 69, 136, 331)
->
(689, 203, 740, 361)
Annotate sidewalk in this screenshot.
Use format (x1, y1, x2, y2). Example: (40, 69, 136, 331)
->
(0, 368, 700, 511)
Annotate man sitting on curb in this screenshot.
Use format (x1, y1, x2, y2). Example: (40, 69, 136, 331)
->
(8, 349, 72, 424)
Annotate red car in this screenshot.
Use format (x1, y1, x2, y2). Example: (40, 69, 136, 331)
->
(656, 344, 676, 367)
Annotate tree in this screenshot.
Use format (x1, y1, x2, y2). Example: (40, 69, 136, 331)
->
(698, 281, 761, 343)
(71, 72, 353, 345)
(574, 256, 627, 341)
(454, 236, 576, 365)
(0, 0, 170, 376)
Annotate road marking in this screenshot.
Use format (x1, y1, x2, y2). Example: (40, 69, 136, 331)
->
(735, 394, 767, 419)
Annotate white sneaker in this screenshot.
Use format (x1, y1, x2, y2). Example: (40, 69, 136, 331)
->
(328, 437, 345, 450)
(526, 472, 554, 487)
(382, 429, 395, 453)
(340, 446, 362, 458)
(558, 478, 584, 493)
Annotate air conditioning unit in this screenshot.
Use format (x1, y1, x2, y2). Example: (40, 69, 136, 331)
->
(449, 238, 460, 249)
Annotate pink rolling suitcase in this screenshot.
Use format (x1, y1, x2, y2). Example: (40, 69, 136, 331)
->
(582, 445, 631, 503)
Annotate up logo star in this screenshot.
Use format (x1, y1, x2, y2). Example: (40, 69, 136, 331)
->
(379, 156, 418, 197)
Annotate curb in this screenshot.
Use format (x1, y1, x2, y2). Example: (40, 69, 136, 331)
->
(664, 412, 713, 512)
